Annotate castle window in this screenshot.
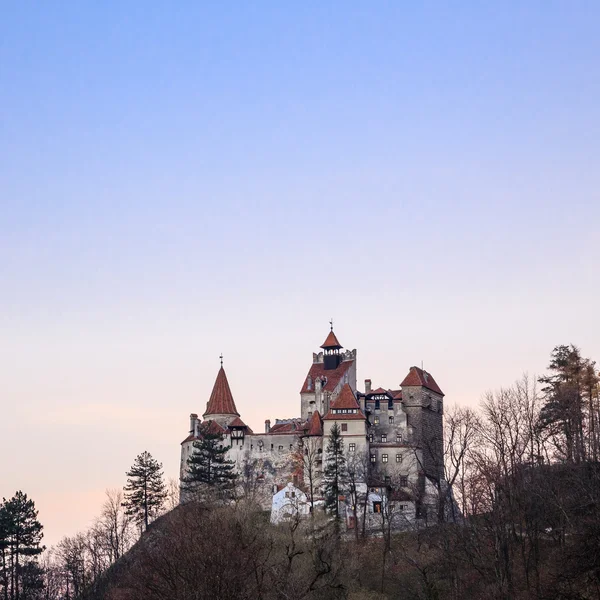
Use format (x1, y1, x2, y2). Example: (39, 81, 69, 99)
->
(396, 453, 402, 463)
(370, 454, 376, 463)
(375, 399, 380, 410)
(389, 416, 394, 424)
(374, 416, 379, 425)
(304, 448, 308, 455)
(341, 424, 348, 432)
(278, 445, 283, 451)
(373, 501, 382, 513)
(396, 434, 402, 443)
(285, 491, 290, 498)
(271, 444, 274, 450)
(291, 491, 296, 498)
(400, 476, 408, 487)
(349, 443, 355, 452)
(381, 434, 387, 443)
(368, 434, 374, 443)
(385, 476, 391, 486)
(382, 454, 388, 463)
(251, 444, 253, 450)
(388, 400, 394, 410)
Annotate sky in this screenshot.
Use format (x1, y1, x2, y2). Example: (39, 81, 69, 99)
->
(1, 1, 599, 547)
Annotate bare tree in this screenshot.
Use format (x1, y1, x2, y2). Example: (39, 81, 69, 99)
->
(98, 489, 133, 563)
(296, 437, 323, 514)
(164, 478, 180, 512)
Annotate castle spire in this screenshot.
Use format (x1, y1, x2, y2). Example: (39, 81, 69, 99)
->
(320, 323, 343, 370)
(203, 365, 240, 418)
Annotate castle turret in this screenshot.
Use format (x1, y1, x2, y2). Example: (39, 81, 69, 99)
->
(203, 363, 240, 427)
(400, 366, 444, 480)
(321, 327, 343, 370)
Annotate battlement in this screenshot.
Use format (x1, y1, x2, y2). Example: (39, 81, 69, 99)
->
(312, 348, 356, 364)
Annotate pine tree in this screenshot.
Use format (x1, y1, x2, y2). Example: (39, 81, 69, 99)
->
(183, 428, 237, 500)
(0, 504, 9, 600)
(539, 345, 599, 464)
(0, 492, 44, 600)
(122, 452, 167, 531)
(323, 422, 348, 520)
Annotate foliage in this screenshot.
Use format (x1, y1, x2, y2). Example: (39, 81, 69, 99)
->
(323, 422, 348, 520)
(122, 451, 167, 530)
(0, 491, 44, 600)
(539, 344, 599, 463)
(183, 429, 238, 500)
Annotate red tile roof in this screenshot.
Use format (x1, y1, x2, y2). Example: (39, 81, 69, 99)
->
(203, 367, 240, 417)
(320, 330, 342, 349)
(300, 359, 354, 393)
(228, 416, 253, 432)
(305, 411, 323, 436)
(269, 419, 302, 434)
(323, 384, 366, 420)
(369, 387, 390, 396)
(400, 367, 444, 396)
(200, 420, 226, 436)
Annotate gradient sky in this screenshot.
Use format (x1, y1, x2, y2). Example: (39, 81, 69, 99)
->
(1, 2, 599, 547)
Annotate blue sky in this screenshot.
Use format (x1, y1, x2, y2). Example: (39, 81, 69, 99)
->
(1, 2, 599, 545)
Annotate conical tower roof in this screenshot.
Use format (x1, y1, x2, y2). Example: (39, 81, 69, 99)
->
(320, 329, 342, 349)
(203, 366, 240, 417)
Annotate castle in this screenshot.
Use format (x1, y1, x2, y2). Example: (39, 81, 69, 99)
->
(180, 327, 445, 522)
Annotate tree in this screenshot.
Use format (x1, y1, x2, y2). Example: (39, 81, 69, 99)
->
(123, 452, 167, 531)
(323, 423, 347, 521)
(346, 450, 369, 541)
(0, 506, 9, 600)
(539, 345, 599, 464)
(183, 429, 237, 501)
(0, 492, 44, 600)
(55, 534, 88, 598)
(97, 489, 133, 563)
(294, 437, 323, 514)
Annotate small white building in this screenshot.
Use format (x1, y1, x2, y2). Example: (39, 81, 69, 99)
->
(270, 483, 310, 524)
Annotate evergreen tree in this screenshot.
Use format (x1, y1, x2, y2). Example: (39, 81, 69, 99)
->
(122, 452, 167, 531)
(323, 422, 348, 520)
(0, 492, 44, 600)
(183, 427, 237, 499)
(0, 504, 9, 600)
(539, 345, 599, 464)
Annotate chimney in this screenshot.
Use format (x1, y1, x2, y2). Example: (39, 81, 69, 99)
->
(189, 413, 198, 434)
(265, 419, 271, 433)
(365, 379, 372, 394)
